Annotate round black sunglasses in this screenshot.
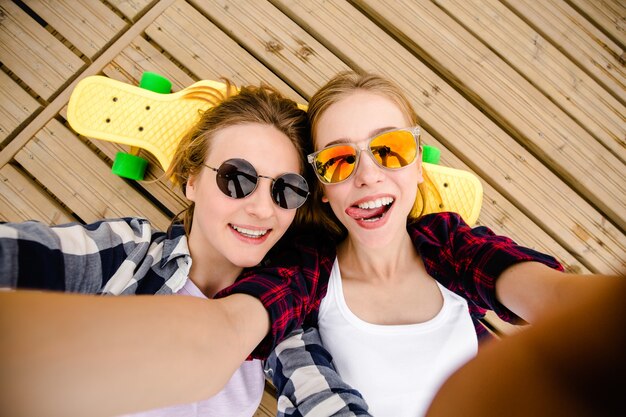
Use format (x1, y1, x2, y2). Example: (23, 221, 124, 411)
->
(204, 158, 309, 210)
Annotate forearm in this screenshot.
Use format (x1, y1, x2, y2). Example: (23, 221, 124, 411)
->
(0, 290, 269, 417)
(495, 261, 621, 322)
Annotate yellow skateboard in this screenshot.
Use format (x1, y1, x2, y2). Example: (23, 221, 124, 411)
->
(67, 72, 234, 181)
(67, 73, 482, 225)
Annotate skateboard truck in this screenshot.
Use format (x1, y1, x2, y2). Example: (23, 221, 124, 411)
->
(110, 72, 172, 180)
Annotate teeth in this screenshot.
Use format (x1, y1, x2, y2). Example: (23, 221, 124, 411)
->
(357, 197, 394, 209)
(361, 217, 380, 222)
(231, 225, 268, 237)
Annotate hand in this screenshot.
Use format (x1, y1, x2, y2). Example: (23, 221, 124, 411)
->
(214, 232, 335, 359)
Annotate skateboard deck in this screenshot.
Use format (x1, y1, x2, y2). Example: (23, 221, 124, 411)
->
(67, 75, 232, 172)
(67, 75, 483, 225)
(418, 162, 483, 226)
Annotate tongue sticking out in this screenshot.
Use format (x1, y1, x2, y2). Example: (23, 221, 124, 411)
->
(345, 205, 387, 220)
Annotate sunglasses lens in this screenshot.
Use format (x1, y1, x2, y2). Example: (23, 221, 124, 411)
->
(313, 145, 358, 183)
(370, 130, 417, 169)
(216, 159, 257, 198)
(272, 173, 309, 209)
(214, 159, 307, 210)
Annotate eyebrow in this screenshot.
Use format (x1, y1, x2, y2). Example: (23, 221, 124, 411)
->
(324, 126, 399, 147)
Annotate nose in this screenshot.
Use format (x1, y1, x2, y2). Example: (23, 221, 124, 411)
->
(353, 149, 384, 187)
(244, 178, 275, 219)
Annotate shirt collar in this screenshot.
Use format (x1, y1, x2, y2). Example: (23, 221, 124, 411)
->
(161, 224, 190, 267)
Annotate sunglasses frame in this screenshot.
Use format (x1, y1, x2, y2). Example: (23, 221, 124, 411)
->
(204, 158, 309, 210)
(307, 126, 421, 184)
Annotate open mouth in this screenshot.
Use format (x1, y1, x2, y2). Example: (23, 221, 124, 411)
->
(229, 224, 269, 239)
(346, 197, 394, 222)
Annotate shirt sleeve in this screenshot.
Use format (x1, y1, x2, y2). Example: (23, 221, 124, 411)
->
(215, 232, 335, 359)
(265, 326, 372, 417)
(411, 212, 564, 323)
(0, 218, 153, 293)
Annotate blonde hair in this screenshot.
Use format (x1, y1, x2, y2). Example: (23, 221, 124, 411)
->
(307, 70, 437, 241)
(166, 81, 311, 235)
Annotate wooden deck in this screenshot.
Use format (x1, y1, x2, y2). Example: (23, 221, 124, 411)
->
(1, 0, 624, 414)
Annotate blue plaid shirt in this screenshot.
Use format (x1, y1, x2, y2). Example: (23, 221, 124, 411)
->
(0, 217, 191, 295)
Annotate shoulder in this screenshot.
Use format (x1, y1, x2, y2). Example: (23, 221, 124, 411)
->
(409, 212, 503, 240)
(72, 217, 162, 248)
(407, 212, 467, 244)
(1, 217, 162, 252)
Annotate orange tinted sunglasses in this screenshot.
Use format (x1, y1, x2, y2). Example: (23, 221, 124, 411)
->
(307, 127, 420, 184)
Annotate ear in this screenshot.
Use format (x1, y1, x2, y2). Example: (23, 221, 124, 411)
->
(185, 173, 198, 202)
(321, 194, 329, 203)
(416, 160, 424, 184)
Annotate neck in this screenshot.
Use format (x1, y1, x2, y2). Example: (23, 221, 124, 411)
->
(187, 232, 242, 299)
(188, 255, 242, 298)
(337, 230, 417, 282)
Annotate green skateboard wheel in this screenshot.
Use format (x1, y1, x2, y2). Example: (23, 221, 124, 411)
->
(422, 145, 441, 165)
(139, 71, 172, 94)
(112, 152, 148, 180)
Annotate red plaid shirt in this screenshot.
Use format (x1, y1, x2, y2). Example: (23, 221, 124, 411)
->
(215, 212, 563, 359)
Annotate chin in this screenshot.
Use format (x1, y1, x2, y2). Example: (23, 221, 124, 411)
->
(234, 257, 265, 268)
(352, 223, 406, 248)
(232, 254, 265, 268)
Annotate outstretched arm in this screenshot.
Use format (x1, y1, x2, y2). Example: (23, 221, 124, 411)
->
(0, 225, 329, 417)
(415, 213, 618, 326)
(0, 290, 269, 417)
(495, 261, 620, 322)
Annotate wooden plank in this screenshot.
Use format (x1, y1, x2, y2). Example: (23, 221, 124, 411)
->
(567, 0, 626, 48)
(23, 0, 127, 60)
(254, 381, 277, 417)
(0, 0, 177, 169)
(191, 0, 347, 99)
(145, 0, 304, 103)
(14, 119, 170, 230)
(503, 0, 625, 103)
(108, 0, 156, 21)
(0, 1, 85, 100)
(434, 0, 625, 162)
(273, 0, 625, 274)
(0, 163, 73, 224)
(0, 71, 41, 144)
(483, 310, 520, 336)
(103, 36, 196, 90)
(356, 0, 625, 231)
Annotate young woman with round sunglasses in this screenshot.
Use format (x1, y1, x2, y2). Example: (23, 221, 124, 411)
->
(0, 82, 312, 417)
(236, 71, 619, 417)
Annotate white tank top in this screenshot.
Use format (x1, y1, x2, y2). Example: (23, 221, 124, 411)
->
(318, 258, 478, 417)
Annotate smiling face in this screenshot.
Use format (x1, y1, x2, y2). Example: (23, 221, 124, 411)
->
(314, 90, 422, 248)
(185, 122, 301, 268)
